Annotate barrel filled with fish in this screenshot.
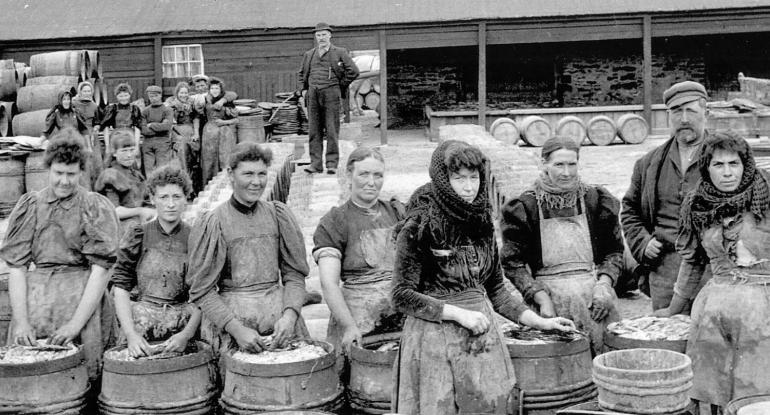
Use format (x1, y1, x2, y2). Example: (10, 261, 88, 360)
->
(220, 339, 344, 414)
(348, 332, 401, 414)
(604, 315, 691, 353)
(502, 323, 596, 415)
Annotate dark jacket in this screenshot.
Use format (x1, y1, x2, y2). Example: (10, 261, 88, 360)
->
(621, 137, 677, 267)
(296, 45, 359, 93)
(500, 185, 624, 302)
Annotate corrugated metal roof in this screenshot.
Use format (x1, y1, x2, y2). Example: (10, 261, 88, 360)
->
(1, 0, 769, 41)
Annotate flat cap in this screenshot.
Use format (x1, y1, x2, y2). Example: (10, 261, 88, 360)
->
(313, 22, 332, 33)
(146, 85, 162, 94)
(191, 74, 209, 83)
(663, 81, 707, 109)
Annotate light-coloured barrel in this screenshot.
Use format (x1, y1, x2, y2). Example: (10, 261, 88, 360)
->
(518, 115, 552, 147)
(489, 117, 519, 145)
(17, 84, 76, 113)
(0, 69, 18, 101)
(555, 115, 587, 146)
(0, 153, 26, 217)
(364, 92, 380, 112)
(24, 150, 48, 193)
(0, 60, 14, 70)
(348, 333, 400, 414)
(593, 348, 693, 414)
(358, 78, 373, 95)
(12, 109, 49, 137)
(616, 113, 649, 144)
(237, 114, 266, 143)
(0, 102, 15, 137)
(586, 115, 617, 146)
(29, 51, 89, 79)
(25, 75, 81, 87)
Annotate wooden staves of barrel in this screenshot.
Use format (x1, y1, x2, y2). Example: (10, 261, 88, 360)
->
(506, 333, 596, 415)
(0, 273, 8, 347)
(0, 102, 16, 137)
(555, 115, 587, 146)
(586, 115, 617, 146)
(85, 50, 102, 79)
(0, 152, 26, 218)
(0, 345, 89, 414)
(17, 84, 77, 113)
(237, 113, 266, 143)
(220, 340, 344, 414)
(12, 110, 49, 138)
(593, 348, 693, 415)
(25, 75, 81, 87)
(616, 113, 649, 144)
(489, 117, 520, 146)
(518, 115, 552, 147)
(0, 68, 19, 102)
(98, 341, 218, 415)
(725, 394, 770, 415)
(24, 150, 48, 193)
(348, 332, 400, 414)
(29, 51, 89, 80)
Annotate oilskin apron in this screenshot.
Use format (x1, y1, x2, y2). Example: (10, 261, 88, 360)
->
(534, 197, 618, 354)
(326, 227, 400, 354)
(687, 213, 770, 407)
(201, 202, 308, 354)
(120, 237, 193, 343)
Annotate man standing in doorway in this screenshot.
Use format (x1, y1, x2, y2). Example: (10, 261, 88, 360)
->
(622, 81, 710, 311)
(296, 22, 359, 175)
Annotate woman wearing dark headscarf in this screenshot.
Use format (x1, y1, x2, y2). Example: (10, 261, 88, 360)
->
(43, 90, 88, 138)
(654, 131, 770, 411)
(391, 140, 575, 414)
(165, 81, 200, 192)
(199, 77, 238, 186)
(500, 136, 622, 354)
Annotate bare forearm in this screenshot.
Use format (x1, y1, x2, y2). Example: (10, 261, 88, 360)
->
(8, 267, 29, 325)
(179, 306, 201, 339)
(518, 309, 550, 330)
(113, 287, 138, 337)
(318, 258, 357, 330)
(68, 265, 109, 331)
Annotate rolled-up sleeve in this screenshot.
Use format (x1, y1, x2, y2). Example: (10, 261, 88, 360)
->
(391, 218, 445, 322)
(111, 224, 144, 292)
(500, 197, 547, 302)
(312, 207, 346, 263)
(274, 202, 309, 316)
(81, 192, 120, 269)
(188, 212, 234, 330)
(0, 193, 37, 268)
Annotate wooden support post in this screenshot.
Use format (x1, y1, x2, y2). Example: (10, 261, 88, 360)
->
(153, 36, 163, 88)
(379, 30, 388, 145)
(478, 23, 487, 128)
(643, 15, 652, 127)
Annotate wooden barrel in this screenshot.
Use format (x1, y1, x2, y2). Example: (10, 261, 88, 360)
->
(0, 346, 89, 414)
(220, 340, 344, 414)
(726, 394, 770, 415)
(24, 150, 48, 193)
(507, 334, 596, 414)
(518, 115, 552, 147)
(603, 327, 686, 354)
(364, 92, 380, 112)
(12, 110, 49, 138)
(555, 115, 587, 146)
(237, 114, 266, 143)
(616, 113, 649, 144)
(98, 342, 217, 415)
(0, 102, 15, 137)
(29, 51, 89, 79)
(0, 68, 18, 101)
(0, 275, 8, 348)
(0, 60, 14, 70)
(25, 75, 81, 87)
(0, 152, 26, 218)
(85, 50, 102, 79)
(348, 332, 400, 414)
(489, 117, 519, 145)
(17, 84, 76, 113)
(358, 78, 373, 95)
(586, 115, 617, 146)
(560, 400, 696, 415)
(593, 349, 693, 414)
(15, 67, 26, 90)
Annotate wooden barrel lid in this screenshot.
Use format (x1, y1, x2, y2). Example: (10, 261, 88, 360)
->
(518, 115, 552, 147)
(489, 117, 519, 145)
(555, 115, 587, 146)
(616, 114, 649, 144)
(586, 115, 617, 146)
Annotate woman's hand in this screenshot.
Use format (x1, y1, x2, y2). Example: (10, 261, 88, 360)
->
(162, 332, 191, 354)
(533, 291, 556, 318)
(12, 320, 36, 346)
(443, 305, 490, 336)
(340, 325, 363, 355)
(126, 332, 152, 358)
(49, 322, 80, 345)
(541, 317, 577, 332)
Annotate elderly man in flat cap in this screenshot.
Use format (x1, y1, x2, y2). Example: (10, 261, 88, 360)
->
(296, 22, 359, 175)
(140, 85, 175, 173)
(622, 81, 711, 311)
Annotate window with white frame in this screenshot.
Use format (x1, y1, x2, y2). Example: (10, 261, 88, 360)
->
(162, 45, 204, 78)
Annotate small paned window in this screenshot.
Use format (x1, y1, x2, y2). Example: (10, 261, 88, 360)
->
(162, 45, 204, 78)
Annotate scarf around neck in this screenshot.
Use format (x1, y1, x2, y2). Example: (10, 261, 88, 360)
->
(533, 172, 587, 210)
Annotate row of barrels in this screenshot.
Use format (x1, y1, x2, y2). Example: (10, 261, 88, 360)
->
(490, 113, 650, 147)
(0, 51, 102, 100)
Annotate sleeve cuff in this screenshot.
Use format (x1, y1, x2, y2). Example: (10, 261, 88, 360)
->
(87, 255, 116, 270)
(312, 247, 342, 263)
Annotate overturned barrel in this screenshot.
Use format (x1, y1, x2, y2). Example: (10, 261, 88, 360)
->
(99, 341, 217, 415)
(11, 110, 49, 138)
(489, 117, 519, 146)
(349, 332, 400, 414)
(518, 115, 552, 147)
(220, 340, 344, 414)
(555, 115, 587, 146)
(616, 113, 649, 144)
(586, 115, 617, 146)
(29, 51, 89, 80)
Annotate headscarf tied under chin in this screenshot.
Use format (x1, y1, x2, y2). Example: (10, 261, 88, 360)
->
(399, 140, 493, 244)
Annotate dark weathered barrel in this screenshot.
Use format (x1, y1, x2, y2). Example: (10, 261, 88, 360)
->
(593, 348, 693, 414)
(555, 115, 587, 146)
(518, 115, 552, 147)
(586, 115, 617, 146)
(11, 110, 49, 137)
(0, 69, 18, 101)
(616, 113, 649, 144)
(220, 340, 344, 414)
(98, 341, 217, 415)
(0, 152, 26, 217)
(507, 333, 596, 415)
(348, 332, 400, 414)
(24, 150, 48, 193)
(237, 114, 266, 143)
(0, 346, 89, 414)
(29, 51, 89, 79)
(725, 394, 770, 415)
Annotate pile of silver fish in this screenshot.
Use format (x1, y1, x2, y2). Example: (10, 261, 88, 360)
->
(232, 341, 327, 364)
(0, 340, 78, 364)
(606, 315, 691, 341)
(500, 322, 582, 344)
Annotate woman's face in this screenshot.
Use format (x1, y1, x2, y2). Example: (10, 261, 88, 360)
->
(116, 91, 131, 105)
(708, 149, 744, 192)
(177, 87, 189, 102)
(449, 167, 480, 203)
(49, 162, 82, 199)
(152, 184, 186, 225)
(348, 156, 384, 207)
(543, 148, 579, 188)
(61, 94, 71, 109)
(79, 85, 93, 100)
(209, 84, 221, 97)
(114, 145, 137, 168)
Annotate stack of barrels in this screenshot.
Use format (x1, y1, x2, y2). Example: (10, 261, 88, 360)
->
(13, 50, 107, 138)
(0, 59, 23, 137)
(489, 113, 650, 147)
